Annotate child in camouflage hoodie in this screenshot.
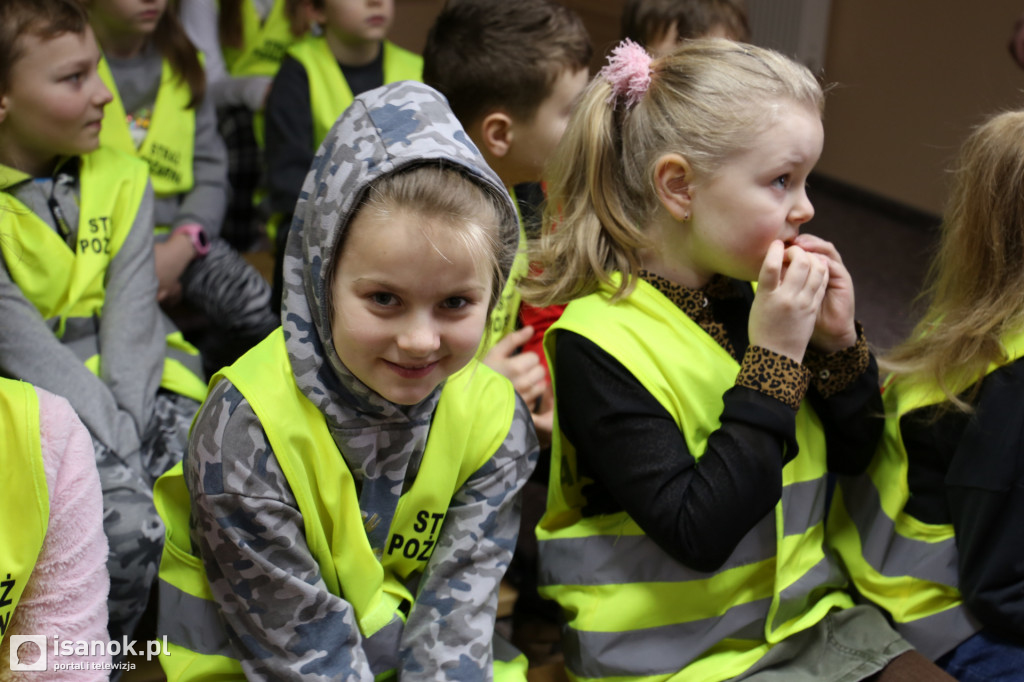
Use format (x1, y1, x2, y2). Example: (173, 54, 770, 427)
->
(155, 81, 538, 680)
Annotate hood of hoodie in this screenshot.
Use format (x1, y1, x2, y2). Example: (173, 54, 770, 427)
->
(279, 81, 518, 520)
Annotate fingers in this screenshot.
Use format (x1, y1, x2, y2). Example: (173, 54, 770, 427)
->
(791, 233, 845, 271)
(790, 233, 840, 261)
(759, 241, 829, 307)
(757, 240, 786, 290)
(506, 352, 547, 404)
(481, 326, 549, 404)
(786, 241, 827, 301)
(811, 257, 830, 308)
(484, 325, 535, 360)
(791, 233, 854, 294)
(780, 244, 828, 296)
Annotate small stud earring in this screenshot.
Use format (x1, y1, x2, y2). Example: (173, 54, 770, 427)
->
(683, 211, 691, 221)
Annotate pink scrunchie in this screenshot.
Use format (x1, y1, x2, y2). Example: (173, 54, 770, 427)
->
(600, 38, 653, 108)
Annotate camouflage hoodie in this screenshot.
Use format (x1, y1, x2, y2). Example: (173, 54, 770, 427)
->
(185, 81, 538, 681)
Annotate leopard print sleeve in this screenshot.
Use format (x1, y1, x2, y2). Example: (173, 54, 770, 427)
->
(803, 323, 871, 399)
(735, 346, 812, 411)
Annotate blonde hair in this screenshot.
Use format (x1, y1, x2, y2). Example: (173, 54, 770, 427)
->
(330, 163, 514, 323)
(522, 38, 823, 306)
(881, 109, 1024, 410)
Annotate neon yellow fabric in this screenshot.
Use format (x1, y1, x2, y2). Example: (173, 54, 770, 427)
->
(538, 275, 850, 682)
(483, 186, 529, 350)
(288, 37, 423, 150)
(156, 328, 516, 679)
(264, 38, 423, 241)
(828, 330, 1024, 657)
(221, 0, 301, 77)
(0, 148, 207, 402)
(98, 57, 196, 198)
(0, 379, 48, 645)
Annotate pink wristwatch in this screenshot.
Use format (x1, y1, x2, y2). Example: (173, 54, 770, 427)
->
(173, 223, 210, 257)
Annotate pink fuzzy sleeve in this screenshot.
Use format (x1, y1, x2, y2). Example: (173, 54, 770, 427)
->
(0, 390, 110, 681)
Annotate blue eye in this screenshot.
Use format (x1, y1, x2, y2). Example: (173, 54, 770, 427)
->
(771, 175, 789, 189)
(370, 292, 398, 306)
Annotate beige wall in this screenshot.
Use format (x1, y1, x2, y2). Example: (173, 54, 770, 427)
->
(819, 0, 1024, 215)
(394, 0, 1024, 215)
(391, 0, 622, 69)
(390, 0, 444, 54)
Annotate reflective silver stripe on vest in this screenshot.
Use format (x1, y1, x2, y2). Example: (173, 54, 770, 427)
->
(158, 579, 235, 658)
(562, 597, 770, 679)
(53, 314, 204, 379)
(770, 548, 847, 630)
(839, 474, 980, 658)
(543, 479, 833, 677)
(160, 315, 205, 378)
(362, 615, 403, 674)
(781, 478, 827, 537)
(158, 578, 404, 674)
(840, 474, 959, 585)
(538, 517, 775, 587)
(165, 341, 204, 377)
(538, 477, 826, 588)
(895, 600, 981, 661)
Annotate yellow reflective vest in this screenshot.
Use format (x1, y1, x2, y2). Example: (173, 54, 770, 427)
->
(220, 0, 302, 77)
(0, 379, 48, 645)
(538, 275, 852, 682)
(483, 187, 529, 349)
(827, 332, 1024, 659)
(155, 327, 526, 680)
(0, 149, 206, 402)
(98, 56, 196, 199)
(288, 37, 423, 150)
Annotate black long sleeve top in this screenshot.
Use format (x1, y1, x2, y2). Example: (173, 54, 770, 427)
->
(264, 50, 385, 218)
(552, 273, 883, 573)
(898, 357, 1024, 644)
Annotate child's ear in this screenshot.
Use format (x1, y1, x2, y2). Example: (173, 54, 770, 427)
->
(479, 111, 514, 159)
(654, 153, 693, 220)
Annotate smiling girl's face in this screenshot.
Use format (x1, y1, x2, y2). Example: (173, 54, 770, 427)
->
(676, 100, 824, 287)
(329, 204, 493, 405)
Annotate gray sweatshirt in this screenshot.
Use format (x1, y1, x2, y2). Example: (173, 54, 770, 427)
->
(103, 42, 230, 238)
(0, 158, 165, 456)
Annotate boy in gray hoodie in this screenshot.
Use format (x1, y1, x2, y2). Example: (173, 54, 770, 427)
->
(0, 0, 205, 653)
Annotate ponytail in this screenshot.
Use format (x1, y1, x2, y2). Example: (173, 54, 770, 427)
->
(523, 38, 823, 308)
(522, 75, 652, 306)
